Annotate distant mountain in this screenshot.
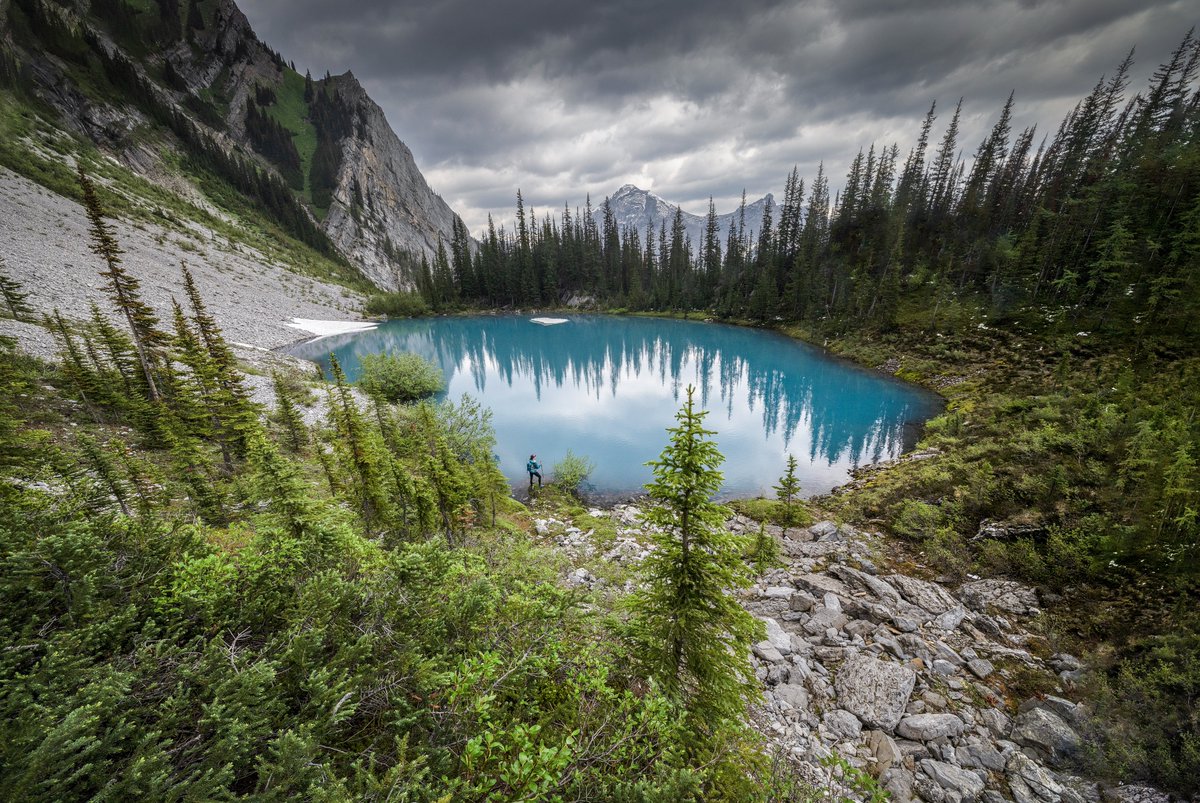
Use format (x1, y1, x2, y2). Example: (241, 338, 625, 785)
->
(592, 185, 775, 252)
(1, 0, 466, 290)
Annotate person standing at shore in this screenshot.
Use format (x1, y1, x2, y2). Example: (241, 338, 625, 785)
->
(527, 454, 543, 488)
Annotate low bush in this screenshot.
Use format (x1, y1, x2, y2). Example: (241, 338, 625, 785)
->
(365, 291, 430, 318)
(552, 449, 596, 499)
(357, 352, 443, 403)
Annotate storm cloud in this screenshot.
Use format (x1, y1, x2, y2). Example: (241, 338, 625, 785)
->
(238, 0, 1196, 235)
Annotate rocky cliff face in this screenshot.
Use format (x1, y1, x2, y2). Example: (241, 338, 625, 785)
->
(321, 74, 466, 290)
(595, 184, 775, 249)
(1, 0, 466, 291)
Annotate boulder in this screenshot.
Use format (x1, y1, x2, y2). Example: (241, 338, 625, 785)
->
(833, 653, 916, 731)
(972, 519, 1046, 543)
(1011, 706, 1081, 765)
(752, 641, 785, 663)
(773, 683, 810, 710)
(828, 564, 903, 605)
(809, 520, 839, 539)
(1006, 751, 1066, 803)
(865, 729, 903, 774)
(888, 574, 961, 615)
(897, 713, 968, 742)
(956, 741, 1007, 772)
(881, 767, 916, 803)
(821, 709, 863, 742)
(761, 617, 792, 654)
(966, 658, 994, 679)
(916, 759, 985, 802)
(957, 579, 1040, 616)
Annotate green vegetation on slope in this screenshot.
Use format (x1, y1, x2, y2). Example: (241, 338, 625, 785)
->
(0, 184, 799, 800)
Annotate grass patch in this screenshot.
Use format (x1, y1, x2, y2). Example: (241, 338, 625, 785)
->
(264, 68, 316, 202)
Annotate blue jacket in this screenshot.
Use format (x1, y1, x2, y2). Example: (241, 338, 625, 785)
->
(527, 460, 540, 473)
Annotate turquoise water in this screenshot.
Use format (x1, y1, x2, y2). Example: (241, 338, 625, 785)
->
(287, 315, 942, 499)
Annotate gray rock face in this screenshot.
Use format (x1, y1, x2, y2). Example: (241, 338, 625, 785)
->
(888, 574, 961, 615)
(8, 0, 468, 293)
(833, 653, 916, 731)
(897, 713, 968, 741)
(1011, 706, 1081, 764)
(1006, 751, 1066, 803)
(917, 759, 985, 802)
(821, 709, 863, 742)
(594, 184, 775, 266)
(322, 74, 470, 290)
(958, 579, 1040, 616)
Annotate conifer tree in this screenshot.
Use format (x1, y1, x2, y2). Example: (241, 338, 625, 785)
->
(327, 354, 390, 527)
(78, 168, 167, 403)
(0, 263, 33, 321)
(626, 385, 762, 734)
(271, 371, 309, 452)
(774, 453, 804, 538)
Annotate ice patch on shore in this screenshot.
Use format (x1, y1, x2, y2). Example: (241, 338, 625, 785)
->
(531, 317, 569, 326)
(286, 318, 379, 338)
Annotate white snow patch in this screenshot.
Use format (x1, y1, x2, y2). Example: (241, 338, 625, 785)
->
(286, 318, 379, 338)
(531, 317, 569, 326)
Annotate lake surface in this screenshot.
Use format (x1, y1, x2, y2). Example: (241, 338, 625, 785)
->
(287, 315, 942, 499)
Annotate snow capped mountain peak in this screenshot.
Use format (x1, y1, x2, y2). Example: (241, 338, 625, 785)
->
(593, 186, 774, 246)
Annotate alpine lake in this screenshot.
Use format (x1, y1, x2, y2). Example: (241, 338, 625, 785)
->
(286, 314, 943, 501)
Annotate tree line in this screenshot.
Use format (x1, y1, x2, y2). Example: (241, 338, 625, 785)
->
(424, 35, 1198, 343)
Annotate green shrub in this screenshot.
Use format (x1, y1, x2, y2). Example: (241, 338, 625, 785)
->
(365, 291, 430, 318)
(891, 499, 946, 539)
(357, 352, 443, 403)
(552, 449, 595, 499)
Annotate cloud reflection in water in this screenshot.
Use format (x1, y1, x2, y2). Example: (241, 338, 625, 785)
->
(289, 315, 942, 499)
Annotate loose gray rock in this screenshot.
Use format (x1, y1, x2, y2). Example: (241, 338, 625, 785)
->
(888, 574, 961, 615)
(917, 759, 985, 802)
(833, 653, 916, 731)
(897, 713, 968, 742)
(1011, 706, 1081, 765)
(958, 579, 1040, 616)
(865, 729, 903, 774)
(966, 658, 994, 679)
(1103, 785, 1173, 802)
(1006, 751, 1067, 803)
(809, 520, 839, 539)
(956, 741, 1007, 772)
(761, 617, 793, 654)
(753, 641, 785, 663)
(772, 683, 810, 710)
(821, 709, 863, 742)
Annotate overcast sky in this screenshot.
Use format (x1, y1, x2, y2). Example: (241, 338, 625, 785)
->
(237, 0, 1196, 237)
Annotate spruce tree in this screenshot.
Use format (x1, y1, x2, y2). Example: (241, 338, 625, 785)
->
(774, 453, 804, 538)
(626, 385, 762, 734)
(78, 168, 167, 403)
(0, 263, 33, 321)
(271, 371, 309, 452)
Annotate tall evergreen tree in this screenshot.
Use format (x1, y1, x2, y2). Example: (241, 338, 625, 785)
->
(626, 386, 762, 734)
(78, 168, 167, 403)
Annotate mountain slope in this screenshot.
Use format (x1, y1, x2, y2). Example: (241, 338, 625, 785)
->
(0, 0, 465, 290)
(593, 184, 775, 250)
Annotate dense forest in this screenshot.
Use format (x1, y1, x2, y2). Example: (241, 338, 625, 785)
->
(425, 38, 1199, 344)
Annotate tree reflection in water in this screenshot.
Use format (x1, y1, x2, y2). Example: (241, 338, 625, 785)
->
(289, 315, 942, 498)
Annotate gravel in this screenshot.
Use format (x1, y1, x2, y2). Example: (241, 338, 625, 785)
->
(0, 166, 368, 352)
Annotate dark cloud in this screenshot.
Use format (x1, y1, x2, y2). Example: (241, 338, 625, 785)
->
(238, 0, 1197, 235)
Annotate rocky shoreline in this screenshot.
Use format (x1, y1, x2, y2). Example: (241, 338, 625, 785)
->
(537, 505, 1177, 803)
